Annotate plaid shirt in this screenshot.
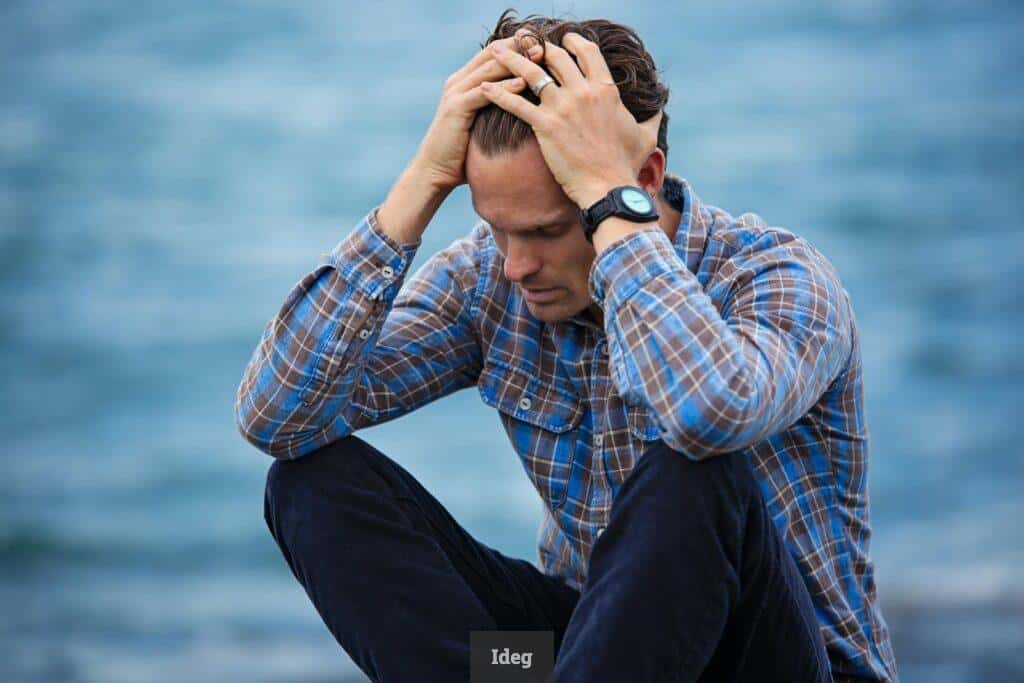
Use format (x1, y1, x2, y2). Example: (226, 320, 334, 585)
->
(235, 174, 897, 681)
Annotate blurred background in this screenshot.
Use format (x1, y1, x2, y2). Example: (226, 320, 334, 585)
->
(2, 1, 1021, 681)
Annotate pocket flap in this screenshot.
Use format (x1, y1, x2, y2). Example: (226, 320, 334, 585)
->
(477, 362, 584, 433)
(627, 404, 664, 441)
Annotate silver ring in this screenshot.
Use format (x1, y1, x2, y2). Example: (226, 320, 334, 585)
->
(531, 74, 555, 98)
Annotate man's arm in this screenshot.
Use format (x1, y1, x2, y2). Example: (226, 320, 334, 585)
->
(590, 225, 853, 461)
(234, 36, 543, 459)
(234, 189, 484, 460)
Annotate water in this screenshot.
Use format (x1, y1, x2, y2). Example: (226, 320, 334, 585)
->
(2, 1, 1022, 681)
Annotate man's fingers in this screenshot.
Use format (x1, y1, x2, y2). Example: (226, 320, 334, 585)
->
(450, 36, 516, 82)
(453, 58, 512, 94)
(447, 36, 536, 91)
(461, 75, 527, 110)
(532, 40, 586, 91)
(491, 42, 561, 104)
(560, 32, 614, 85)
(451, 49, 540, 94)
(478, 78, 544, 126)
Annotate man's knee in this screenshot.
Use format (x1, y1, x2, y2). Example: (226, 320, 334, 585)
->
(263, 435, 381, 533)
(633, 440, 760, 503)
(263, 457, 296, 529)
(597, 443, 764, 585)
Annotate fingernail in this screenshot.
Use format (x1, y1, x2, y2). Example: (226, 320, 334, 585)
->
(528, 45, 542, 57)
(481, 81, 492, 91)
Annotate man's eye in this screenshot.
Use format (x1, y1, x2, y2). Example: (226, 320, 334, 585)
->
(491, 224, 565, 238)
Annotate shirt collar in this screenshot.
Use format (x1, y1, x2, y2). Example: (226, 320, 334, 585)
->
(663, 173, 709, 275)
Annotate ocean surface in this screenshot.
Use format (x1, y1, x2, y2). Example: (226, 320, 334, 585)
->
(2, 1, 1022, 681)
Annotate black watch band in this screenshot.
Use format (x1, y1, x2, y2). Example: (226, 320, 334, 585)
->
(579, 186, 660, 243)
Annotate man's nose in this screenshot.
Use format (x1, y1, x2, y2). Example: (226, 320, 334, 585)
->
(503, 239, 541, 283)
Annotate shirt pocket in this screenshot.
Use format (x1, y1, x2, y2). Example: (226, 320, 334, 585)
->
(477, 362, 584, 510)
(627, 403, 663, 442)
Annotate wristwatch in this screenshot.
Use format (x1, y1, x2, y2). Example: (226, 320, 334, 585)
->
(579, 186, 660, 243)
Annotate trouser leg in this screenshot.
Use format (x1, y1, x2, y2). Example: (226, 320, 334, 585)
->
(262, 435, 579, 682)
(553, 441, 830, 683)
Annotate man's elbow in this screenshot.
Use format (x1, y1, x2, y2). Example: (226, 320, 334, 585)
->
(234, 393, 292, 460)
(235, 418, 285, 459)
(659, 402, 767, 461)
(235, 404, 346, 461)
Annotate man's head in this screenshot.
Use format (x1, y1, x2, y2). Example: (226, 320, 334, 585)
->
(466, 10, 672, 323)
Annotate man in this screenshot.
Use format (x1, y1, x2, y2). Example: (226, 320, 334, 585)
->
(235, 11, 898, 682)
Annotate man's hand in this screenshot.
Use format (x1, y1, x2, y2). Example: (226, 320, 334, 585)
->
(412, 36, 544, 193)
(377, 37, 543, 245)
(480, 31, 663, 209)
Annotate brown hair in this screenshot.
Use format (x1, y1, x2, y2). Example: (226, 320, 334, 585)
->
(471, 9, 670, 164)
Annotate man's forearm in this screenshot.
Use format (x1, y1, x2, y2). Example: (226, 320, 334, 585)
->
(376, 160, 453, 247)
(589, 228, 852, 461)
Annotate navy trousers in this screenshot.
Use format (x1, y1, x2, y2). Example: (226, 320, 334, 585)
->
(263, 435, 830, 682)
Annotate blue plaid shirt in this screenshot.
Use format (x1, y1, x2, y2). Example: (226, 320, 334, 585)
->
(235, 174, 897, 681)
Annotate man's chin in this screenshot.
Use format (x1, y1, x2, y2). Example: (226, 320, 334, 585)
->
(525, 299, 585, 323)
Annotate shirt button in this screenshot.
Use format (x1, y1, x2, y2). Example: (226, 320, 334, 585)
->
(596, 527, 605, 539)
(358, 329, 370, 340)
(381, 265, 395, 279)
(518, 396, 532, 411)
(598, 341, 609, 356)
(594, 432, 604, 447)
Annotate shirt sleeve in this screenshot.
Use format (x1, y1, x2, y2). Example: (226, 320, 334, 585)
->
(589, 225, 852, 460)
(234, 208, 483, 459)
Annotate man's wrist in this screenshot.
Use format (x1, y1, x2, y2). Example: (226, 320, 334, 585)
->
(590, 215, 661, 255)
(377, 161, 452, 247)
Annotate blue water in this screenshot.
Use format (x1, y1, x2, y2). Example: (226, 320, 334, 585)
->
(2, 1, 1022, 681)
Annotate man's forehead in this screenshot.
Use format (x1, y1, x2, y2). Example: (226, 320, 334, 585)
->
(466, 137, 577, 232)
(472, 199, 575, 233)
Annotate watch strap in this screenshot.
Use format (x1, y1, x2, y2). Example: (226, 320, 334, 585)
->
(580, 186, 659, 243)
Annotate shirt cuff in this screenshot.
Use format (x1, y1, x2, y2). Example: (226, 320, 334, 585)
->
(324, 206, 421, 300)
(588, 228, 686, 313)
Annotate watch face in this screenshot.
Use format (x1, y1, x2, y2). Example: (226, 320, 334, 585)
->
(620, 188, 653, 213)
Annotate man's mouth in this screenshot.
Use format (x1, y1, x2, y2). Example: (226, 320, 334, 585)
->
(521, 286, 562, 303)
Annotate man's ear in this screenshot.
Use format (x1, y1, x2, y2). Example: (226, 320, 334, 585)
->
(637, 146, 666, 198)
